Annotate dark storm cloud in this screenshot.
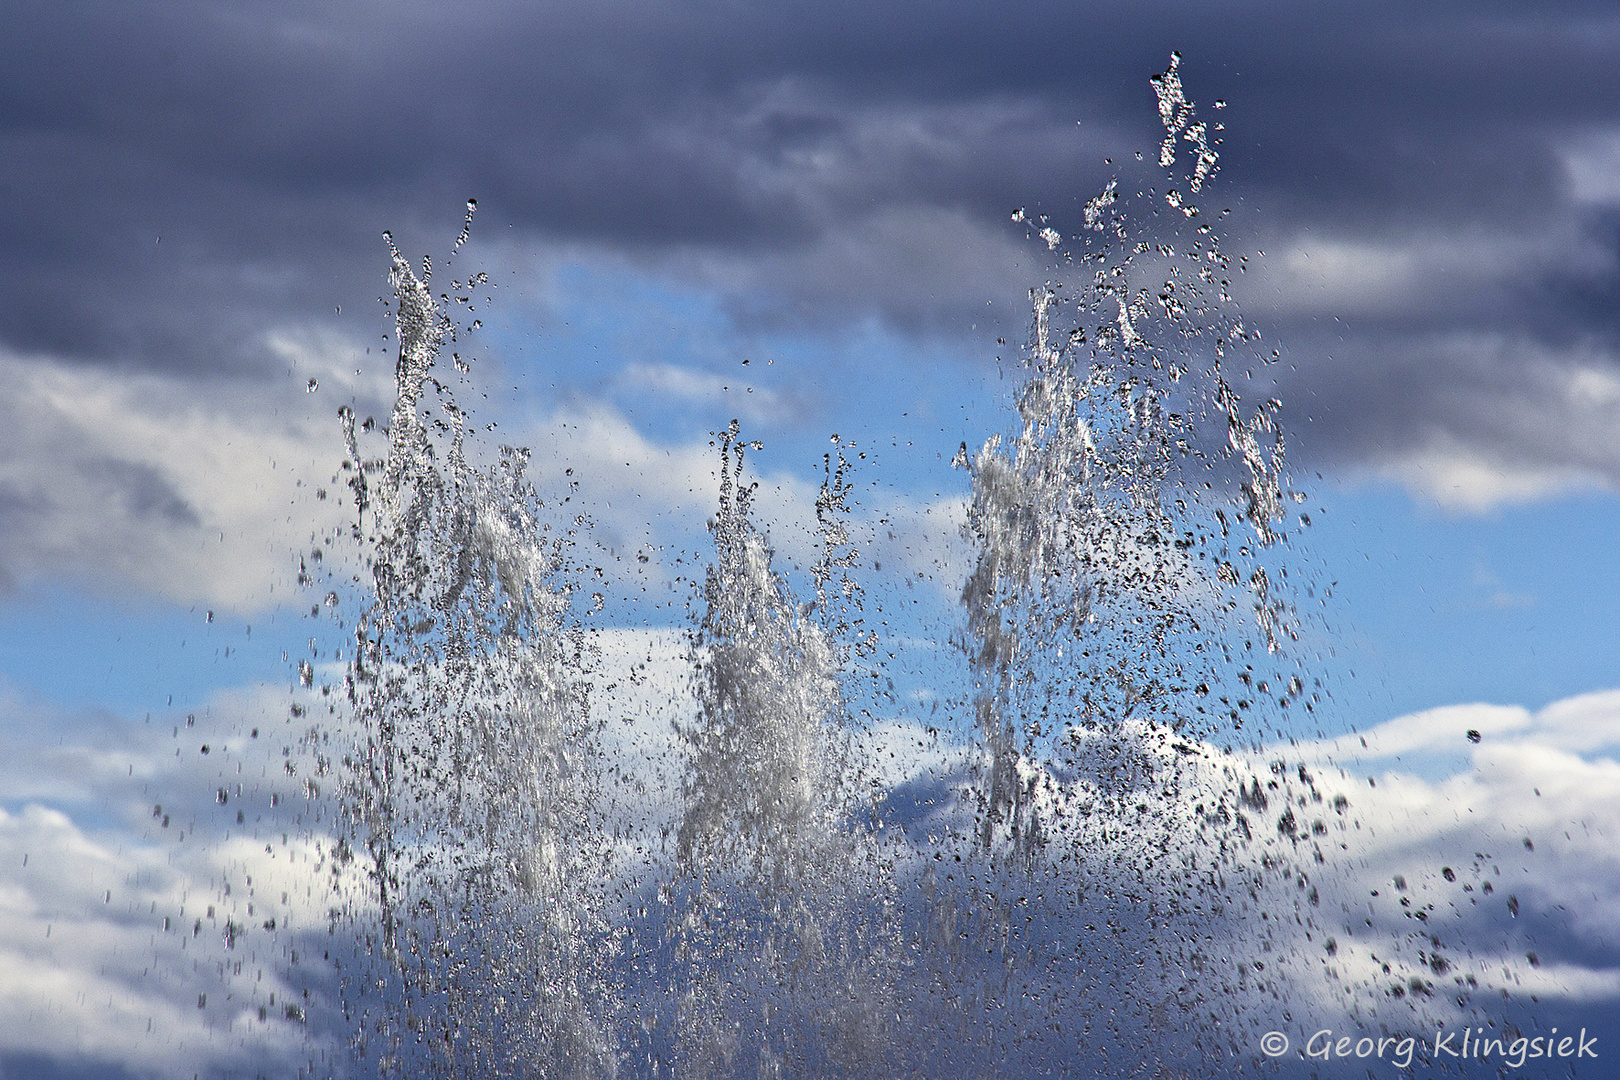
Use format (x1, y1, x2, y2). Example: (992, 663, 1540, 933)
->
(5, 0, 1620, 488)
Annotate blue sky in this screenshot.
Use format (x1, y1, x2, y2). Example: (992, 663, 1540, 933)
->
(3, 3, 1620, 1077)
(7, 259, 1613, 730)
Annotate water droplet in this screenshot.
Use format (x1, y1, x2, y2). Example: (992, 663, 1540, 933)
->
(275, 64, 1375, 1079)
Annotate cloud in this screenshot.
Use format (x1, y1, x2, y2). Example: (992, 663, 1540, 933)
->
(615, 362, 793, 424)
(1304, 688, 1620, 764)
(1561, 128, 1620, 206)
(500, 395, 957, 591)
(1305, 701, 1534, 762)
(1273, 332, 1620, 511)
(1375, 435, 1606, 512)
(4, 632, 1619, 1077)
(0, 340, 380, 612)
(0, 280, 971, 626)
(1248, 227, 1613, 320)
(0, 804, 348, 1077)
(1275, 689, 1620, 1009)
(0, 679, 357, 1078)
(5, 1, 1620, 521)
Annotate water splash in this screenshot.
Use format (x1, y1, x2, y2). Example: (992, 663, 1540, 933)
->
(277, 56, 1502, 1080)
(962, 60, 1308, 866)
(676, 421, 841, 874)
(653, 422, 906, 1079)
(1151, 52, 1219, 210)
(335, 245, 616, 1079)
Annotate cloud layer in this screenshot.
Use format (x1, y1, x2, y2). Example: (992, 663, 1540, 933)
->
(2, 645, 1616, 1077)
(3, 3, 1619, 608)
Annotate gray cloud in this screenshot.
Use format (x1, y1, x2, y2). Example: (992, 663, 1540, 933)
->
(4, 1, 1620, 505)
(0, 344, 366, 611)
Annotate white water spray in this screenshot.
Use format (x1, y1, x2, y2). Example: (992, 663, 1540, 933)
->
(272, 59, 1505, 1080)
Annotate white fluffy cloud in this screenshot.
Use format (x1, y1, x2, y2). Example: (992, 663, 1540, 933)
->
(1303, 689, 1620, 763)
(0, 680, 355, 1077)
(4, 623, 1616, 1076)
(1282, 690, 1620, 1010)
(0, 338, 377, 614)
(495, 394, 972, 609)
(1374, 432, 1611, 512)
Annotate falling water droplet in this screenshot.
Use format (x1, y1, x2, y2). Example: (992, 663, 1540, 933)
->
(264, 61, 1439, 1080)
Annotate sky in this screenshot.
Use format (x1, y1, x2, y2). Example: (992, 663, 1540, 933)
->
(1, 2, 1618, 1077)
